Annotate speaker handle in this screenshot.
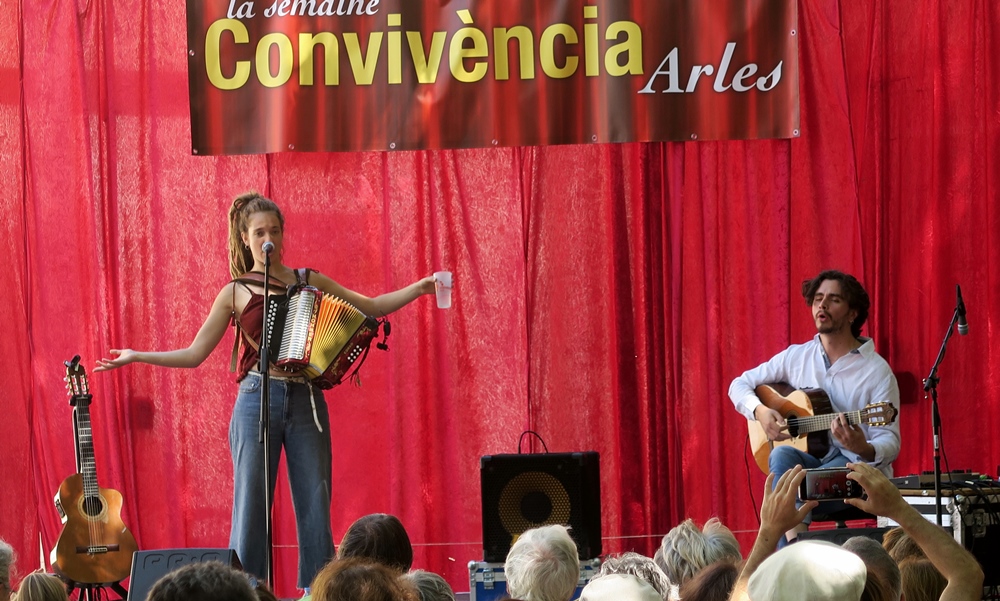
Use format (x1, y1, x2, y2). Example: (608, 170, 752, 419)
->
(517, 430, 550, 454)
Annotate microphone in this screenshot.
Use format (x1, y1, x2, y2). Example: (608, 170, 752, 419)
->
(956, 284, 968, 336)
(261, 241, 275, 255)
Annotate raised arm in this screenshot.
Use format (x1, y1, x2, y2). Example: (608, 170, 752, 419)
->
(309, 272, 436, 317)
(95, 283, 236, 371)
(729, 466, 818, 601)
(845, 463, 984, 601)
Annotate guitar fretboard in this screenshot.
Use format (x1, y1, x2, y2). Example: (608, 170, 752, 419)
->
(74, 398, 101, 500)
(793, 409, 862, 434)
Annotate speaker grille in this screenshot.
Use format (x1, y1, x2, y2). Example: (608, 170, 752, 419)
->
(480, 452, 601, 562)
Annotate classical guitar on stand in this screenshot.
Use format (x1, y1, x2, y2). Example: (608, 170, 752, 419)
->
(747, 383, 898, 474)
(51, 355, 138, 592)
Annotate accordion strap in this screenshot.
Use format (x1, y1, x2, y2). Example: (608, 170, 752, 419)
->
(227, 268, 314, 373)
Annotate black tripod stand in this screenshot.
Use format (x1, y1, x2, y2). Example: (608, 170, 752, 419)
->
(921, 284, 969, 526)
(64, 580, 128, 601)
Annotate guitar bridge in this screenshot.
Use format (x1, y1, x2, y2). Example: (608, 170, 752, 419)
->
(75, 545, 119, 554)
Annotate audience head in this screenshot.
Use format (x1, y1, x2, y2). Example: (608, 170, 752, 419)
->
(337, 513, 414, 573)
(402, 570, 455, 601)
(0, 540, 13, 601)
(653, 518, 741, 589)
(898, 558, 946, 601)
(311, 558, 417, 601)
(144, 561, 256, 601)
(842, 536, 901, 601)
(579, 573, 661, 601)
(747, 540, 867, 601)
(881, 527, 925, 564)
(677, 560, 739, 601)
(252, 581, 279, 601)
(11, 573, 67, 601)
(504, 525, 580, 601)
(595, 552, 670, 600)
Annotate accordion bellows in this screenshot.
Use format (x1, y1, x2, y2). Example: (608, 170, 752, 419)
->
(269, 286, 379, 388)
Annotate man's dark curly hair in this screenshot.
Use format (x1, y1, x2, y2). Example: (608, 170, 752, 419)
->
(801, 270, 871, 338)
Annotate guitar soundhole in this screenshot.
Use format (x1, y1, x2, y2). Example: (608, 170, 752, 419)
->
(786, 415, 799, 437)
(82, 495, 104, 517)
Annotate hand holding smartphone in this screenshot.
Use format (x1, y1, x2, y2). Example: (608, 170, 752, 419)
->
(798, 467, 864, 500)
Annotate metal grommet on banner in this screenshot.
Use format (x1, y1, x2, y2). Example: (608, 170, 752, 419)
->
(793, 129, 800, 137)
(389, 142, 396, 149)
(491, 139, 498, 146)
(690, 133, 698, 140)
(591, 134, 597, 142)
(791, 29, 797, 36)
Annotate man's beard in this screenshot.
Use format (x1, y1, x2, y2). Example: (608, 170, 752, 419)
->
(817, 319, 843, 334)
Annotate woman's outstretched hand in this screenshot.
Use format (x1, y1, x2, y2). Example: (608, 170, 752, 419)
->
(95, 349, 138, 372)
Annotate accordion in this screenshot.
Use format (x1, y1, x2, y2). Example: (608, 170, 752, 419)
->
(266, 285, 382, 389)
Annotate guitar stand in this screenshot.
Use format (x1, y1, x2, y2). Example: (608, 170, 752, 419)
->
(63, 579, 128, 601)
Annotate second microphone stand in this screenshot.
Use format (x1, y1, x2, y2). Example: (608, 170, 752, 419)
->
(921, 287, 964, 527)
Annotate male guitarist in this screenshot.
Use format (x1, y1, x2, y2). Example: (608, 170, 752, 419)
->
(728, 270, 900, 546)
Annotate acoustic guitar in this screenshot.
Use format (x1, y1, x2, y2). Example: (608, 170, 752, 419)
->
(51, 356, 138, 585)
(747, 383, 898, 474)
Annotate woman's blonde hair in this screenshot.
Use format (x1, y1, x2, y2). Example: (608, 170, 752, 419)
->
(227, 192, 285, 279)
(11, 572, 67, 601)
(898, 558, 946, 601)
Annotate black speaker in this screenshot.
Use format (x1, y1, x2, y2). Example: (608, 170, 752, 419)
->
(796, 527, 890, 546)
(480, 452, 601, 562)
(127, 548, 243, 601)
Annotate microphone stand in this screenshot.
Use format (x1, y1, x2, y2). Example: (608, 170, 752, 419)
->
(259, 246, 275, 586)
(921, 298, 962, 527)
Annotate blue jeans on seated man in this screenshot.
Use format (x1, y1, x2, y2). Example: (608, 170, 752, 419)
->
(768, 445, 850, 547)
(229, 372, 335, 589)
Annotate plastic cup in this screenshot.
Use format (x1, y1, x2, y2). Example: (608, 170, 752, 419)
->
(434, 271, 452, 309)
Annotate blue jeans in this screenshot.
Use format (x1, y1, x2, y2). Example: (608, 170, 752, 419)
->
(768, 445, 850, 545)
(229, 372, 334, 588)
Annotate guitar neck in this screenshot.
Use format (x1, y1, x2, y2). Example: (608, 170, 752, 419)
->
(796, 409, 862, 434)
(74, 400, 100, 495)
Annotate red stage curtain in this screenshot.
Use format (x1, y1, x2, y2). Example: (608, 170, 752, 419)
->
(2, 1, 998, 597)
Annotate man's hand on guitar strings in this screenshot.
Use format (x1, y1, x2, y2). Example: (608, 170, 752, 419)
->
(831, 412, 870, 456)
(754, 405, 792, 442)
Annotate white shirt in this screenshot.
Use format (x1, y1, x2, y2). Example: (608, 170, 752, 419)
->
(729, 335, 901, 475)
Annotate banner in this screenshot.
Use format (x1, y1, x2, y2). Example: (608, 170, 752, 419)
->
(186, 0, 798, 155)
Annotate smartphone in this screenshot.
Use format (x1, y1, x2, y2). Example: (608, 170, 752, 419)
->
(799, 467, 863, 500)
